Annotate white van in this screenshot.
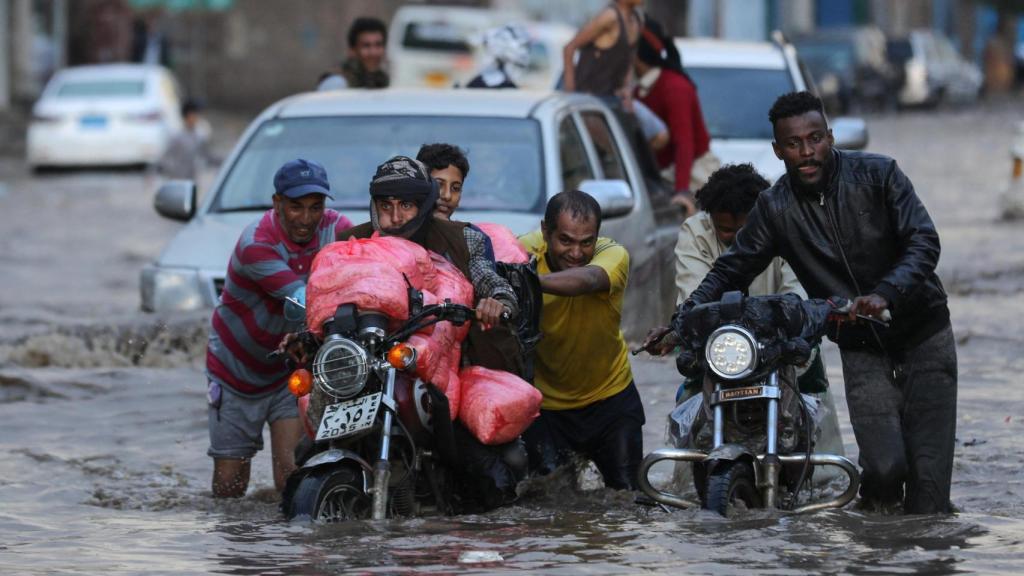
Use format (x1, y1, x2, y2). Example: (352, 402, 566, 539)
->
(387, 5, 571, 90)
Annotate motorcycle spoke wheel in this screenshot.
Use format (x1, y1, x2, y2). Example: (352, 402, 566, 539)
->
(316, 481, 370, 522)
(285, 467, 370, 522)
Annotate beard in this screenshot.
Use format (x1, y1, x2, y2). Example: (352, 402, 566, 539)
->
(787, 151, 835, 197)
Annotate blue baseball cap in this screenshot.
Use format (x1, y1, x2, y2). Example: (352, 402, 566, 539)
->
(273, 158, 333, 199)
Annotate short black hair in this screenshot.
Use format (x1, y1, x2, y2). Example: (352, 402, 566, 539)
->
(348, 17, 387, 48)
(768, 91, 826, 127)
(543, 190, 602, 232)
(181, 99, 202, 117)
(694, 163, 770, 215)
(416, 143, 470, 180)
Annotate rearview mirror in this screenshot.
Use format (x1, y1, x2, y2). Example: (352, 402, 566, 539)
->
(577, 179, 634, 218)
(832, 117, 869, 150)
(154, 180, 196, 221)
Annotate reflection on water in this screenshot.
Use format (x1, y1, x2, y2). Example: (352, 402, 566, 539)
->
(188, 503, 1021, 575)
(0, 308, 1022, 574)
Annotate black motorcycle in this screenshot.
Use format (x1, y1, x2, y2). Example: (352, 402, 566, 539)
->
(638, 291, 880, 516)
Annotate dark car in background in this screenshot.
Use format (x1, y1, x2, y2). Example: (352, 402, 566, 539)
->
(792, 26, 898, 114)
(886, 29, 982, 108)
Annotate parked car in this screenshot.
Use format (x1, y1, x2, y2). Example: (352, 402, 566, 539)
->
(792, 26, 899, 114)
(141, 89, 681, 339)
(674, 37, 869, 184)
(27, 64, 183, 169)
(886, 29, 982, 107)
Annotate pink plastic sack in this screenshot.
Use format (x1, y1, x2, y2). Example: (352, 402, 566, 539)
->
(458, 366, 541, 445)
(306, 236, 479, 415)
(406, 320, 464, 419)
(306, 257, 408, 336)
(475, 222, 529, 264)
(430, 255, 474, 341)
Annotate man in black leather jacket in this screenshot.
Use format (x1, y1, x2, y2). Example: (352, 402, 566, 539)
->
(647, 92, 957, 514)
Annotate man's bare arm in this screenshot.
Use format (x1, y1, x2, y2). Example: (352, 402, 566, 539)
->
(540, 265, 610, 296)
(562, 8, 616, 92)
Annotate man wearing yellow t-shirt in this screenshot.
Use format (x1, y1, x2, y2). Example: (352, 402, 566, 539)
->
(519, 190, 644, 490)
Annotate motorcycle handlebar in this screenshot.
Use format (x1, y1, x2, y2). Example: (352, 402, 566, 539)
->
(828, 300, 892, 326)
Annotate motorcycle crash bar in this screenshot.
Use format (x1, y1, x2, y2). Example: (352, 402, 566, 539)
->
(637, 448, 861, 514)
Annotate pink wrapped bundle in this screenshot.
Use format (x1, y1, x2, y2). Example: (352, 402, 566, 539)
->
(297, 394, 316, 439)
(458, 366, 541, 445)
(431, 256, 474, 341)
(305, 236, 480, 416)
(475, 222, 529, 264)
(306, 257, 408, 336)
(406, 332, 461, 419)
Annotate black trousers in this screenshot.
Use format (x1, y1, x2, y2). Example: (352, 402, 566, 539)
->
(840, 323, 958, 514)
(522, 382, 646, 490)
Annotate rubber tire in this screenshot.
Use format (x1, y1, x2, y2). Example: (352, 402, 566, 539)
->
(286, 466, 369, 522)
(704, 460, 762, 517)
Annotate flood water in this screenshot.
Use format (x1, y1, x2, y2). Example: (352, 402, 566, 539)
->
(2, 104, 1023, 574)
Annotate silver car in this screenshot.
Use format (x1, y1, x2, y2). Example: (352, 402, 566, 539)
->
(141, 89, 681, 338)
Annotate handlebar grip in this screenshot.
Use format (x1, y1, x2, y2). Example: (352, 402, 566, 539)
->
(879, 309, 892, 323)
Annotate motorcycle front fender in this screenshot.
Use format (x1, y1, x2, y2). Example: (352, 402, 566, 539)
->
(706, 443, 754, 463)
(705, 443, 760, 486)
(299, 448, 374, 491)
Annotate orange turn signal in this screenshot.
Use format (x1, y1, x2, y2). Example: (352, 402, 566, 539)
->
(386, 343, 416, 370)
(288, 368, 312, 397)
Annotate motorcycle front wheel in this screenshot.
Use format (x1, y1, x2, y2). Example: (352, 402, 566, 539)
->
(704, 460, 762, 517)
(286, 466, 370, 522)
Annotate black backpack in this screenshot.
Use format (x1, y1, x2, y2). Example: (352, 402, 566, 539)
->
(495, 258, 543, 382)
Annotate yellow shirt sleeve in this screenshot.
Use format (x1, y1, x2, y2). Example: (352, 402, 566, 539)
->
(588, 239, 629, 301)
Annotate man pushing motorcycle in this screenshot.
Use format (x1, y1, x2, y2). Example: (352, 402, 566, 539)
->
(644, 91, 957, 514)
(206, 158, 352, 498)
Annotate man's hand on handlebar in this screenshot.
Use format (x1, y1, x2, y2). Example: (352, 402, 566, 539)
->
(475, 297, 509, 331)
(276, 332, 309, 364)
(848, 293, 890, 322)
(634, 325, 680, 356)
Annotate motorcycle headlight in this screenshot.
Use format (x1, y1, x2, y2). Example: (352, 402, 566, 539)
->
(313, 336, 369, 399)
(705, 326, 758, 380)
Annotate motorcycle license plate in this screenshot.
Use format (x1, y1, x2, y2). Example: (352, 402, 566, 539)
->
(315, 393, 382, 442)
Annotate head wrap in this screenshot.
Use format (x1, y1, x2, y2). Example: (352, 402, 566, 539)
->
(368, 155, 439, 238)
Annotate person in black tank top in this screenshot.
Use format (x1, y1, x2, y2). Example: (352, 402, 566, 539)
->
(562, 0, 643, 98)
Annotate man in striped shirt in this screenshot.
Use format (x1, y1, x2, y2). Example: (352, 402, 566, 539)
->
(207, 158, 352, 498)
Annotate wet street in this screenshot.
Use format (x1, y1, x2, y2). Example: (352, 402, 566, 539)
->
(1, 101, 1023, 574)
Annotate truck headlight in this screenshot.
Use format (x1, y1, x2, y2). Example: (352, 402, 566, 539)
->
(141, 265, 205, 311)
(705, 325, 758, 380)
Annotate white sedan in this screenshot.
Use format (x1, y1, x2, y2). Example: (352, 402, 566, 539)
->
(27, 64, 183, 169)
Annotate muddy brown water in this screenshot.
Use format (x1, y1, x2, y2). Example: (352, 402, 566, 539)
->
(2, 104, 1024, 574)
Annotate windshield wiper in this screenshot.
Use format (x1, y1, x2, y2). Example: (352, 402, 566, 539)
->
(214, 205, 274, 213)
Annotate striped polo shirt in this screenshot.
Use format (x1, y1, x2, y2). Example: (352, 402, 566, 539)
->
(206, 208, 352, 395)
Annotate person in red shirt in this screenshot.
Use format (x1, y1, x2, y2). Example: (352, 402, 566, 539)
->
(634, 20, 711, 212)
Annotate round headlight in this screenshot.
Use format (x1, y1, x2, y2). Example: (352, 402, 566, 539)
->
(705, 326, 758, 379)
(312, 336, 369, 399)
